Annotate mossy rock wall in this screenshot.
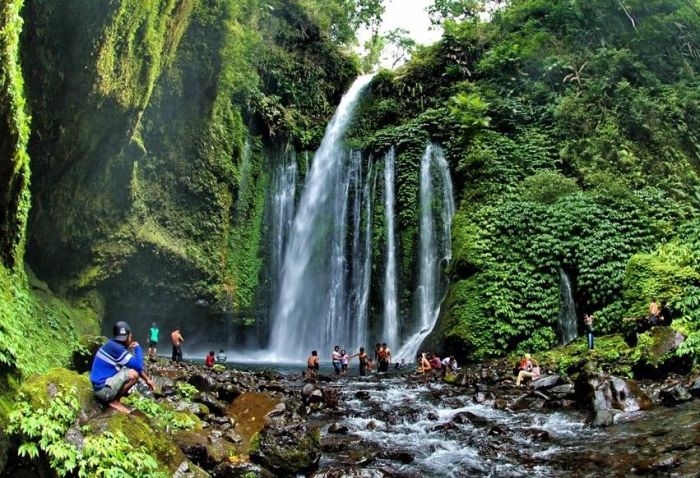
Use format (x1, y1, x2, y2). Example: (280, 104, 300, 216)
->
(19, 0, 357, 339)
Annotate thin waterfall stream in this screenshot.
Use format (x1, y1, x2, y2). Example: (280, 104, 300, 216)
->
(382, 147, 399, 349)
(397, 143, 455, 361)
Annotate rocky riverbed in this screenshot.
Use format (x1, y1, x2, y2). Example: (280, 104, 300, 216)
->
(4, 355, 700, 477)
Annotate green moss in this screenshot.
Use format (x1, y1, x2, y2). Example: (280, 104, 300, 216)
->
(0, 0, 31, 269)
(537, 335, 635, 378)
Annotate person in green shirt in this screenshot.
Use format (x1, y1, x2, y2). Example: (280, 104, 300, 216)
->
(148, 322, 159, 360)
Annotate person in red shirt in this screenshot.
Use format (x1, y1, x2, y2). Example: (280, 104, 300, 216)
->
(205, 350, 215, 367)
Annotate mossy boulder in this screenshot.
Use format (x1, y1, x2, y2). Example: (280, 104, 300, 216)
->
(249, 422, 320, 476)
(632, 327, 690, 378)
(85, 412, 187, 473)
(17, 367, 98, 415)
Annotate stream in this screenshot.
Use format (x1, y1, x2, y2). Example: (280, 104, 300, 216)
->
(285, 371, 700, 477)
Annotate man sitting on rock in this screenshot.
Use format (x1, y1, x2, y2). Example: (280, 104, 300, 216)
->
(90, 321, 156, 413)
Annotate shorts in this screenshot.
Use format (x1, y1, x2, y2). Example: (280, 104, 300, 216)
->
(148, 341, 157, 348)
(94, 368, 132, 402)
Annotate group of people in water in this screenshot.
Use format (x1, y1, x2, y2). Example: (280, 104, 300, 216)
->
(307, 342, 398, 378)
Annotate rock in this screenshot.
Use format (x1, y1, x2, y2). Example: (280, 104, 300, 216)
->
(659, 384, 693, 406)
(524, 429, 550, 441)
(310, 389, 325, 403)
(328, 423, 349, 434)
(377, 449, 414, 464)
(213, 462, 274, 478)
(218, 384, 242, 402)
(575, 371, 652, 425)
(224, 430, 242, 444)
(195, 393, 228, 416)
(323, 388, 340, 408)
(549, 384, 575, 397)
(172, 460, 209, 478)
(532, 375, 561, 390)
(452, 411, 488, 427)
(188, 374, 219, 393)
(249, 422, 320, 476)
(354, 391, 371, 400)
(366, 421, 378, 430)
(591, 409, 619, 427)
(688, 376, 700, 398)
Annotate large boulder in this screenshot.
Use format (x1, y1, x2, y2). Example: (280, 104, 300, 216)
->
(575, 370, 652, 426)
(633, 328, 689, 378)
(249, 422, 321, 475)
(659, 384, 693, 406)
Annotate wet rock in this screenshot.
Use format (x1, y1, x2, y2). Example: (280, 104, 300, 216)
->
(313, 467, 385, 477)
(321, 434, 363, 452)
(224, 430, 242, 444)
(575, 371, 652, 425)
(310, 389, 325, 403)
(218, 384, 242, 402)
(323, 388, 341, 408)
(377, 449, 414, 464)
(426, 411, 439, 421)
(688, 376, 700, 398)
(213, 462, 273, 478)
(659, 384, 693, 406)
(64, 426, 85, 451)
(354, 390, 371, 400)
(173, 460, 209, 478)
(188, 374, 219, 393)
(302, 383, 317, 400)
(196, 393, 228, 416)
(633, 454, 680, 474)
(524, 428, 550, 441)
(549, 384, 575, 398)
(328, 423, 349, 434)
(532, 375, 561, 390)
(174, 431, 209, 466)
(452, 411, 488, 427)
(591, 409, 620, 427)
(366, 421, 378, 430)
(249, 422, 320, 476)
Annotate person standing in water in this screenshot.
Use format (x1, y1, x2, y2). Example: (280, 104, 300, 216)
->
(171, 327, 184, 363)
(350, 347, 369, 376)
(148, 322, 159, 360)
(307, 350, 319, 379)
(331, 345, 341, 375)
(649, 298, 660, 325)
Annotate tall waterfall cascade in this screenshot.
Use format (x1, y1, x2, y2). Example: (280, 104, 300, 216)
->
(558, 268, 578, 345)
(382, 147, 399, 348)
(268, 75, 375, 361)
(396, 144, 455, 361)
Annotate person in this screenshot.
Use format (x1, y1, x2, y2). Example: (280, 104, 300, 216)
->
(216, 349, 227, 363)
(378, 343, 390, 373)
(417, 353, 431, 373)
(90, 321, 156, 413)
(441, 355, 457, 375)
(649, 298, 660, 326)
(374, 343, 382, 362)
(350, 347, 369, 376)
(205, 350, 215, 367)
(660, 301, 673, 326)
(307, 350, 319, 378)
(331, 345, 341, 375)
(148, 322, 159, 360)
(394, 358, 406, 370)
(383, 343, 392, 369)
(429, 353, 442, 370)
(583, 314, 594, 350)
(340, 350, 349, 374)
(171, 327, 184, 362)
(515, 354, 541, 386)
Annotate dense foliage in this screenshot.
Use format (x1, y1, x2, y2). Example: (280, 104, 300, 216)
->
(351, 0, 700, 359)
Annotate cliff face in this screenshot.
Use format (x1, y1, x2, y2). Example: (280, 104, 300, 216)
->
(19, 0, 357, 339)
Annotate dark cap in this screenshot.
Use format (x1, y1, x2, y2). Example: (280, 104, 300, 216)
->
(113, 321, 131, 341)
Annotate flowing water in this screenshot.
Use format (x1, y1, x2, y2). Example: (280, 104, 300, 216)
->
(558, 269, 578, 345)
(269, 75, 374, 361)
(382, 148, 399, 349)
(304, 373, 700, 477)
(397, 144, 455, 361)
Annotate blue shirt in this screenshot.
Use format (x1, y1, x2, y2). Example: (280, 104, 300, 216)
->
(89, 339, 144, 391)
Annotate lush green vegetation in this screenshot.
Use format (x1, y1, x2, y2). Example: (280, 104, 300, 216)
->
(351, 0, 700, 360)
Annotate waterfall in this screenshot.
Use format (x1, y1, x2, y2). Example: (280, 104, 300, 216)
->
(397, 144, 455, 361)
(382, 148, 399, 348)
(346, 155, 373, 350)
(269, 146, 298, 308)
(268, 75, 374, 361)
(558, 268, 577, 345)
